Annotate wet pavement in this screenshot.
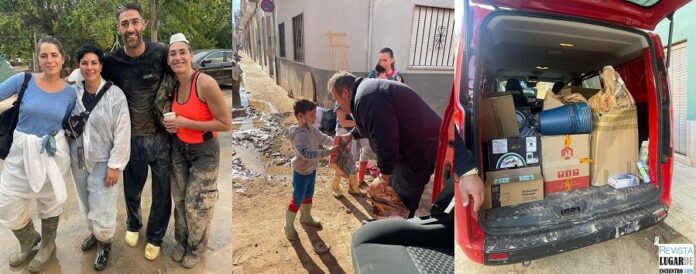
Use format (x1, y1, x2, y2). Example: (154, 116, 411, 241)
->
(0, 89, 235, 274)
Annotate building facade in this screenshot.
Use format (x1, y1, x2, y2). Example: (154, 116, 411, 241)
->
(240, 0, 457, 114)
(656, 2, 696, 166)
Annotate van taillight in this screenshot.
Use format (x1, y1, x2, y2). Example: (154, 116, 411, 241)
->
(488, 252, 509, 262)
(655, 209, 667, 220)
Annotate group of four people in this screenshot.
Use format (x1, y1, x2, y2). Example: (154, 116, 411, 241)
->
(0, 3, 231, 272)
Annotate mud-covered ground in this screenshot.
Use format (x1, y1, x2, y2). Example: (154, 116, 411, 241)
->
(0, 89, 236, 274)
(230, 55, 433, 274)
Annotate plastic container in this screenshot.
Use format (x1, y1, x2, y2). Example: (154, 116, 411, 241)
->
(540, 102, 592, 135)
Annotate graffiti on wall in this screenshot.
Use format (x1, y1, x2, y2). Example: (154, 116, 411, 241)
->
(326, 32, 349, 71)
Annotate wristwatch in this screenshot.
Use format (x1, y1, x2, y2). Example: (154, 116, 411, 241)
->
(461, 168, 479, 178)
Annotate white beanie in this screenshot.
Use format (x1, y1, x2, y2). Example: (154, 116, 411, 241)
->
(169, 33, 190, 45)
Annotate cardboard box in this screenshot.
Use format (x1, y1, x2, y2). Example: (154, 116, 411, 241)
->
(487, 136, 540, 170)
(541, 134, 591, 194)
(608, 174, 640, 189)
(558, 86, 600, 100)
(484, 166, 544, 209)
(588, 66, 639, 186)
(481, 95, 519, 142)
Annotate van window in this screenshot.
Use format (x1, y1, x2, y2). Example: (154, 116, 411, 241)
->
(625, 0, 660, 7)
(582, 75, 602, 89)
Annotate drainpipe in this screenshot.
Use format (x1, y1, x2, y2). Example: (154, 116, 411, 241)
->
(366, 0, 374, 73)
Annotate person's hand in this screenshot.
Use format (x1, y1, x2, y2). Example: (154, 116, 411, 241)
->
(337, 133, 353, 144)
(164, 116, 188, 133)
(459, 173, 484, 212)
(328, 145, 340, 155)
(105, 168, 120, 187)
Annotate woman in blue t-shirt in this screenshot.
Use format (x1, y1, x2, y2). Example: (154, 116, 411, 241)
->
(0, 35, 76, 272)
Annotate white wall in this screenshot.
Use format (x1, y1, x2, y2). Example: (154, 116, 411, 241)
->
(274, 0, 369, 72)
(371, 0, 455, 74)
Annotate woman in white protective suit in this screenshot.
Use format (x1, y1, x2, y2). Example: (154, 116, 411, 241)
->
(0, 35, 77, 273)
(67, 44, 131, 271)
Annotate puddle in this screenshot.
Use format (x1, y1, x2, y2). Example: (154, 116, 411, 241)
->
(231, 88, 291, 179)
(232, 89, 275, 130)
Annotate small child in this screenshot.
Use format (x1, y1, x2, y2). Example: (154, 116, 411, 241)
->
(284, 98, 340, 240)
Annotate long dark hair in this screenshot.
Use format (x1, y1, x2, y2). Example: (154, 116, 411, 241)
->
(379, 47, 395, 70)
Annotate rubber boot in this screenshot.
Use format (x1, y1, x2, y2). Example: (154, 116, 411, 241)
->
(28, 216, 59, 273)
(284, 210, 299, 241)
(181, 252, 200, 269)
(94, 240, 111, 271)
(331, 175, 343, 198)
(81, 234, 97, 251)
(348, 174, 366, 197)
(9, 220, 41, 267)
(357, 161, 368, 186)
(299, 204, 322, 228)
(172, 243, 186, 262)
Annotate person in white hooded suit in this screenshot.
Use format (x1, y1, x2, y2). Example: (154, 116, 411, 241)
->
(68, 44, 131, 271)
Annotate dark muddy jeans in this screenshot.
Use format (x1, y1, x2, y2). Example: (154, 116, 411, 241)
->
(171, 137, 219, 256)
(124, 133, 172, 246)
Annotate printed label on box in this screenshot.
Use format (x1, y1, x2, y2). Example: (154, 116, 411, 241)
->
(492, 139, 508, 154)
(526, 152, 539, 164)
(526, 137, 537, 153)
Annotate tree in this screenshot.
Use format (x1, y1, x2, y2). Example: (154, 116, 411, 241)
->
(0, 0, 232, 69)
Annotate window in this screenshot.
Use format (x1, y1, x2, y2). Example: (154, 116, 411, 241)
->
(408, 6, 456, 68)
(223, 51, 233, 62)
(278, 23, 286, 58)
(582, 75, 601, 89)
(204, 52, 225, 64)
(292, 14, 304, 62)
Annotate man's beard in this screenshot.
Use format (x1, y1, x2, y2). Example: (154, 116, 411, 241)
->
(122, 31, 144, 49)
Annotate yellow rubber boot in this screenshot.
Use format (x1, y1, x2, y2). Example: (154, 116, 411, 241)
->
(331, 175, 343, 198)
(348, 174, 366, 197)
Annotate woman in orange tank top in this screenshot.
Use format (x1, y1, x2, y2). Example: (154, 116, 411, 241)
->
(163, 33, 232, 269)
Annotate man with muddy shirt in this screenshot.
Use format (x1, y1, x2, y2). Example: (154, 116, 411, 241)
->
(101, 3, 175, 260)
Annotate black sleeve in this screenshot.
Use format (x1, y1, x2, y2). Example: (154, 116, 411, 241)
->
(350, 127, 363, 139)
(359, 93, 400, 175)
(101, 55, 113, 81)
(454, 129, 476, 176)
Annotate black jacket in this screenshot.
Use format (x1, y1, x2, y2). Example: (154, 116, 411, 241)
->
(349, 78, 443, 175)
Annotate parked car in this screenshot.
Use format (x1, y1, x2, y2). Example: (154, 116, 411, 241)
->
(192, 49, 238, 86)
(452, 0, 687, 265)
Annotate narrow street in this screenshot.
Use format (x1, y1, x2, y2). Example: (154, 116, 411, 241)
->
(230, 53, 433, 273)
(0, 89, 235, 274)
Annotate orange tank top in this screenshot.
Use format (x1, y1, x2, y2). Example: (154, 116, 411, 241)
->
(171, 71, 218, 144)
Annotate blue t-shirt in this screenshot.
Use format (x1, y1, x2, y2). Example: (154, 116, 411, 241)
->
(0, 73, 76, 137)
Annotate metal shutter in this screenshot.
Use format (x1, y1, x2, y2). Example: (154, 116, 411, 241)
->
(667, 42, 688, 155)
